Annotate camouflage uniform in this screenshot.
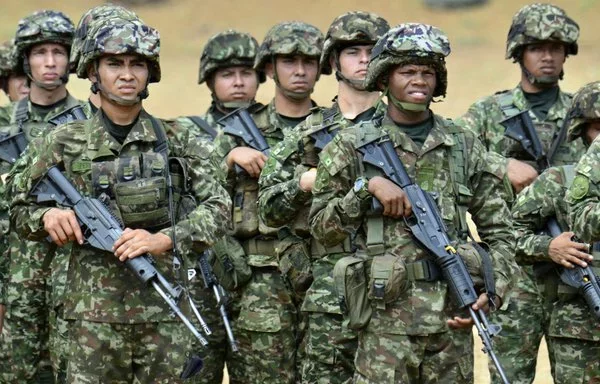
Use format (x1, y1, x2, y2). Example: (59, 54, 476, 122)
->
(9, 19, 231, 383)
(457, 5, 585, 383)
(213, 21, 323, 384)
(257, 12, 389, 384)
(309, 24, 516, 383)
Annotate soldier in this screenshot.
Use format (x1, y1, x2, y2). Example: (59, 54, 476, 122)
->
(309, 23, 516, 383)
(457, 4, 584, 383)
(257, 11, 389, 384)
(213, 21, 323, 383)
(515, 81, 600, 384)
(0, 10, 84, 384)
(0, 39, 29, 106)
(8, 18, 230, 382)
(178, 30, 265, 140)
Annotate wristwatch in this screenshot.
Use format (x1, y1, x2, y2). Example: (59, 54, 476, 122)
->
(353, 177, 370, 200)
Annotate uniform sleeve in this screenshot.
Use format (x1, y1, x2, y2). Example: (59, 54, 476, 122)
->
(567, 138, 600, 242)
(258, 130, 311, 228)
(511, 168, 564, 264)
(466, 135, 518, 301)
(455, 99, 492, 150)
(212, 131, 240, 193)
(309, 135, 370, 247)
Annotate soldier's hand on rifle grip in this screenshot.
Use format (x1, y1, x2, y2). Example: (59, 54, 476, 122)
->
(447, 293, 501, 329)
(507, 158, 539, 192)
(113, 228, 173, 262)
(549, 232, 592, 268)
(42, 207, 84, 247)
(226, 147, 268, 178)
(368, 176, 412, 218)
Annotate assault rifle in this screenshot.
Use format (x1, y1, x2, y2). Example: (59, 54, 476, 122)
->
(0, 132, 27, 164)
(357, 136, 510, 384)
(195, 250, 238, 352)
(219, 108, 270, 174)
(30, 166, 210, 347)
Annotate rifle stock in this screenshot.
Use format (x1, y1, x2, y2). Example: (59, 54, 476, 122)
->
(0, 132, 27, 165)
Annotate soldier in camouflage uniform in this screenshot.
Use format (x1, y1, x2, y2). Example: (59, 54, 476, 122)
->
(213, 21, 323, 383)
(0, 39, 29, 106)
(8, 18, 231, 383)
(0, 11, 86, 384)
(257, 11, 389, 384)
(177, 30, 265, 140)
(309, 23, 516, 383)
(457, 4, 585, 383)
(515, 81, 600, 383)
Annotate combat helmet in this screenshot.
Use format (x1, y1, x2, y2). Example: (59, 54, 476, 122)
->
(365, 23, 450, 110)
(0, 40, 18, 79)
(566, 81, 600, 144)
(198, 30, 265, 84)
(506, 3, 579, 61)
(79, 19, 160, 105)
(321, 11, 389, 90)
(70, 4, 139, 71)
(14, 10, 75, 88)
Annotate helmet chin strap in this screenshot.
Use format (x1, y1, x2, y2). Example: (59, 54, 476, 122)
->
(385, 86, 428, 112)
(270, 56, 313, 101)
(91, 64, 149, 107)
(520, 63, 561, 87)
(333, 52, 367, 91)
(24, 55, 68, 91)
(209, 92, 254, 113)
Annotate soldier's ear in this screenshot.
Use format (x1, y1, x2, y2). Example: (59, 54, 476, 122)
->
(87, 64, 97, 83)
(265, 62, 274, 79)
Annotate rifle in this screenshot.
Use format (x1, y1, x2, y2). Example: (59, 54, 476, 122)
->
(195, 250, 238, 352)
(357, 136, 510, 384)
(48, 105, 88, 127)
(0, 132, 27, 164)
(546, 219, 600, 320)
(218, 108, 270, 174)
(500, 110, 550, 171)
(30, 166, 210, 347)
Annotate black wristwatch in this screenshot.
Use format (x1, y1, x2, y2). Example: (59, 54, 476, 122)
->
(353, 177, 370, 200)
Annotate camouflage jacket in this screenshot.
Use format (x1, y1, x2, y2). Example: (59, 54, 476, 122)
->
(458, 85, 585, 171)
(513, 165, 600, 341)
(8, 109, 231, 323)
(175, 104, 224, 142)
(310, 112, 517, 335)
(0, 102, 11, 126)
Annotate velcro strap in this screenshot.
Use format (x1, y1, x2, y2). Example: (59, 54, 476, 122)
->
(366, 216, 385, 256)
(242, 238, 279, 268)
(405, 259, 442, 282)
(121, 207, 170, 224)
(310, 237, 352, 257)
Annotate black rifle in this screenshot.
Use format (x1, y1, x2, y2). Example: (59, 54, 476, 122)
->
(196, 250, 238, 352)
(546, 219, 600, 320)
(309, 124, 339, 151)
(48, 105, 88, 127)
(30, 166, 210, 346)
(218, 108, 270, 174)
(500, 110, 550, 171)
(357, 136, 510, 384)
(0, 132, 27, 164)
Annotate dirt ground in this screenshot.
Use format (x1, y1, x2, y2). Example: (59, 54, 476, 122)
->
(2, 0, 599, 382)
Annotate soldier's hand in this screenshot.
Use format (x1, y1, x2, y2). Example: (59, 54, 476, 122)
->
(226, 147, 268, 178)
(507, 158, 538, 192)
(42, 208, 84, 247)
(113, 228, 173, 262)
(299, 168, 317, 192)
(368, 176, 412, 218)
(447, 293, 500, 329)
(549, 231, 592, 268)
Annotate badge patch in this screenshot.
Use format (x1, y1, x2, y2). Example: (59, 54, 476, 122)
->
(570, 175, 590, 200)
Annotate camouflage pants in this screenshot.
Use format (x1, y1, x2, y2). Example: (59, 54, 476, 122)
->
(48, 247, 71, 383)
(5, 238, 54, 383)
(490, 266, 554, 384)
(300, 312, 357, 384)
(227, 267, 299, 384)
(549, 336, 600, 383)
(66, 319, 189, 383)
(353, 328, 474, 383)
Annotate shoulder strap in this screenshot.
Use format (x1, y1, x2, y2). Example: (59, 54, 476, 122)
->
(188, 115, 218, 139)
(10, 98, 29, 135)
(149, 116, 169, 158)
(496, 91, 521, 120)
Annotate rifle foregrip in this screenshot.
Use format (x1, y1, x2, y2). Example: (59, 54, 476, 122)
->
(439, 255, 478, 308)
(125, 256, 158, 284)
(582, 280, 600, 320)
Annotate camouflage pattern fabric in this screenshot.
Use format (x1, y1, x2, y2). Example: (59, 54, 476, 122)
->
(212, 100, 311, 383)
(0, 103, 12, 126)
(0, 40, 18, 79)
(198, 30, 264, 84)
(505, 3, 579, 60)
(254, 21, 324, 72)
(309, 113, 516, 383)
(565, 81, 600, 143)
(258, 100, 386, 383)
(502, 165, 600, 384)
(457, 85, 585, 174)
(8, 109, 230, 380)
(549, 337, 600, 383)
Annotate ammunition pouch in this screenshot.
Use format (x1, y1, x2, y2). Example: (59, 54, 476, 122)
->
(333, 251, 371, 330)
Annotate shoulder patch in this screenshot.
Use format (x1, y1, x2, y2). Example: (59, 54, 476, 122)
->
(570, 174, 590, 201)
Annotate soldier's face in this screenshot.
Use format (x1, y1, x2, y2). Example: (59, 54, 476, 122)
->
(7, 74, 29, 102)
(585, 121, 600, 145)
(27, 43, 69, 85)
(267, 55, 318, 94)
(94, 54, 149, 101)
(334, 44, 372, 81)
(387, 64, 436, 104)
(522, 42, 566, 78)
(212, 66, 259, 103)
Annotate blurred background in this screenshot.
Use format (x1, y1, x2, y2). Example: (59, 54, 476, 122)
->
(2, 0, 599, 382)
